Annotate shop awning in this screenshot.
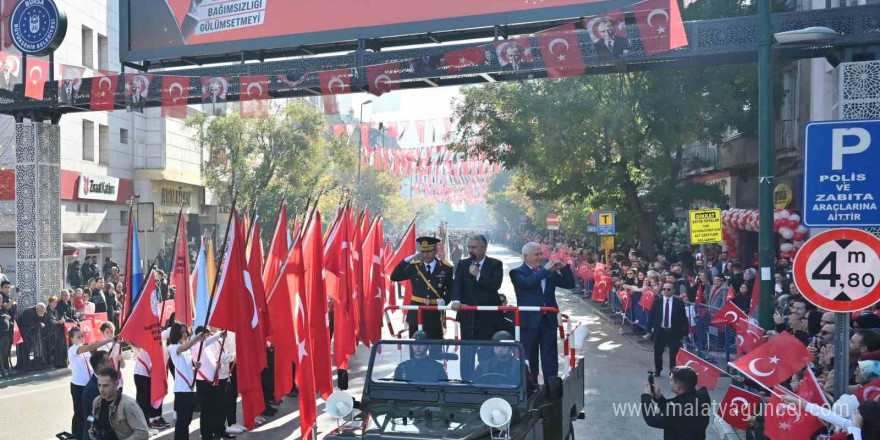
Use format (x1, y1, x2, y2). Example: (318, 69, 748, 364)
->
(63, 241, 114, 249)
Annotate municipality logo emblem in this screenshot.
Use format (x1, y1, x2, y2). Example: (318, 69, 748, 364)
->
(10, 0, 67, 56)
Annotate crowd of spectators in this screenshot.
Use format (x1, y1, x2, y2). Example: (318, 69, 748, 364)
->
(499, 229, 880, 439)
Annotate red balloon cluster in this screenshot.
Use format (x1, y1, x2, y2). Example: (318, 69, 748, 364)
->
(720, 208, 810, 259)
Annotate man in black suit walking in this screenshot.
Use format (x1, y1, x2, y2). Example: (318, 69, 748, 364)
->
(647, 282, 689, 376)
(450, 234, 504, 381)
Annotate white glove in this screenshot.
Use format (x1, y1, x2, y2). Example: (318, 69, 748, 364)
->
(404, 252, 419, 263)
(437, 299, 446, 307)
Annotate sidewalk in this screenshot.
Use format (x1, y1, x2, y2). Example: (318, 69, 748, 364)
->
(0, 349, 71, 388)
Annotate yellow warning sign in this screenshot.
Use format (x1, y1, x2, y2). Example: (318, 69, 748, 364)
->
(688, 209, 723, 245)
(600, 235, 615, 250)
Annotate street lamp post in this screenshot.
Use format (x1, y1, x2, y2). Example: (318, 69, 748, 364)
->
(757, 0, 775, 331)
(357, 100, 373, 185)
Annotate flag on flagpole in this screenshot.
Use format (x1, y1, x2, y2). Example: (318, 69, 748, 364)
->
(716, 385, 762, 430)
(384, 221, 416, 305)
(729, 332, 813, 391)
(171, 211, 193, 326)
(123, 210, 143, 322)
(676, 349, 725, 390)
(292, 233, 317, 440)
(192, 241, 210, 327)
(119, 270, 167, 404)
(24, 57, 48, 100)
(710, 301, 748, 326)
(265, 235, 298, 402)
(304, 210, 333, 399)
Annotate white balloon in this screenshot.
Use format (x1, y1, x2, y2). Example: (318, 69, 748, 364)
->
(789, 214, 801, 223)
(795, 225, 809, 234)
(793, 240, 805, 248)
(779, 227, 794, 240)
(780, 209, 791, 219)
(780, 243, 794, 252)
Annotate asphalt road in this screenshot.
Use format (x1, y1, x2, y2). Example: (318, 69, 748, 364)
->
(1, 245, 725, 440)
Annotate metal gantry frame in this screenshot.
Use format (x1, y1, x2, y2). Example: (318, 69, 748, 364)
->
(0, 4, 878, 119)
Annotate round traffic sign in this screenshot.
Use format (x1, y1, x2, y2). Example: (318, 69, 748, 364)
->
(793, 228, 880, 312)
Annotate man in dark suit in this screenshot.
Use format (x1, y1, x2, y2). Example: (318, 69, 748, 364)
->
(390, 237, 453, 340)
(641, 366, 711, 440)
(125, 76, 147, 113)
(510, 242, 575, 383)
(648, 283, 689, 376)
(91, 277, 108, 314)
(593, 17, 629, 58)
(450, 234, 504, 381)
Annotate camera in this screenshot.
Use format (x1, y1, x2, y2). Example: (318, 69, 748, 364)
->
(87, 415, 113, 440)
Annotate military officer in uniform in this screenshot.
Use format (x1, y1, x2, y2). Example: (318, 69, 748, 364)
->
(394, 331, 448, 383)
(390, 237, 454, 340)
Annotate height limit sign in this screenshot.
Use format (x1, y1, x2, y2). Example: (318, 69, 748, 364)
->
(689, 209, 722, 245)
(793, 228, 880, 312)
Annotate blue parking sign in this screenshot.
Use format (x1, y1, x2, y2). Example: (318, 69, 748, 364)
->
(804, 120, 880, 227)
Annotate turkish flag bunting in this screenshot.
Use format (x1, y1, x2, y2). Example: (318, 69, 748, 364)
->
(716, 385, 762, 430)
(170, 211, 193, 327)
(856, 376, 880, 402)
(365, 62, 400, 97)
(415, 120, 426, 143)
(444, 46, 486, 74)
(304, 210, 333, 399)
(319, 68, 351, 95)
(24, 58, 48, 100)
(90, 71, 118, 111)
(676, 349, 725, 390)
(634, 0, 689, 56)
(360, 123, 370, 148)
(537, 24, 585, 78)
(735, 319, 765, 357)
(209, 211, 267, 429)
(161, 75, 190, 119)
(592, 276, 612, 302)
(710, 300, 748, 326)
(240, 75, 269, 119)
(639, 286, 657, 310)
(118, 271, 168, 405)
(765, 392, 825, 440)
(729, 332, 813, 391)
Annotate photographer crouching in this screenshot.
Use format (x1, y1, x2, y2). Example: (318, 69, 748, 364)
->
(89, 367, 149, 440)
(641, 366, 711, 440)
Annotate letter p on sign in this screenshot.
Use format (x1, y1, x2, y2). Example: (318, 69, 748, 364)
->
(832, 127, 871, 170)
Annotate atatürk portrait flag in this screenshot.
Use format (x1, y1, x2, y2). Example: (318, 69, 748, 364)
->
(201, 76, 228, 116)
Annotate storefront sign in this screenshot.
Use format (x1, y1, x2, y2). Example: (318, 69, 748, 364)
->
(161, 187, 192, 207)
(773, 183, 793, 209)
(77, 174, 119, 201)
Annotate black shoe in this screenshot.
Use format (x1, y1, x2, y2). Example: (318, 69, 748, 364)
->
(261, 407, 278, 417)
(653, 371, 662, 377)
(286, 389, 299, 398)
(219, 433, 236, 439)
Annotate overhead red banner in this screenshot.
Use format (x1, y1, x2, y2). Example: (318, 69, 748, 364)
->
(319, 69, 351, 95)
(161, 75, 190, 118)
(365, 62, 400, 97)
(537, 24, 585, 79)
(634, 0, 688, 56)
(90, 71, 119, 111)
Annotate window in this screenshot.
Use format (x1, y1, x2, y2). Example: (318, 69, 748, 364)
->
(82, 120, 94, 162)
(98, 124, 109, 165)
(97, 34, 108, 70)
(120, 210, 128, 226)
(120, 128, 129, 144)
(81, 26, 93, 69)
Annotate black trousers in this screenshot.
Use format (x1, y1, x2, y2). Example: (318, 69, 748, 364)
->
(70, 383, 85, 440)
(406, 309, 444, 340)
(0, 331, 11, 373)
(173, 392, 196, 440)
(225, 369, 238, 425)
(197, 380, 222, 440)
(653, 328, 681, 374)
(134, 374, 160, 419)
(261, 349, 275, 404)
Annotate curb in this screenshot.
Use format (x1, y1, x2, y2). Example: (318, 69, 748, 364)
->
(0, 367, 70, 388)
(712, 415, 743, 440)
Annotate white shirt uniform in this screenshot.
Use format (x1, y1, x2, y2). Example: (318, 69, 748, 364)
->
(68, 345, 92, 386)
(98, 341, 124, 388)
(168, 343, 196, 393)
(191, 333, 223, 383)
(217, 332, 235, 381)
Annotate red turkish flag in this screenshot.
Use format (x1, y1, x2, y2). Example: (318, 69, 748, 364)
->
(161, 75, 189, 119)
(444, 46, 486, 74)
(537, 24, 585, 78)
(593, 276, 612, 302)
(118, 271, 168, 404)
(765, 393, 825, 440)
(385, 221, 415, 306)
(324, 207, 356, 369)
(799, 367, 829, 407)
(716, 385, 762, 430)
(634, 0, 689, 56)
(349, 209, 364, 344)
(676, 349, 725, 390)
(639, 286, 657, 310)
(695, 282, 705, 305)
(209, 211, 266, 429)
(291, 233, 317, 440)
(240, 75, 269, 119)
(617, 288, 631, 311)
(247, 218, 272, 341)
(265, 224, 297, 402)
(729, 332, 813, 391)
(856, 376, 880, 402)
(710, 300, 748, 326)
(24, 58, 48, 100)
(90, 71, 118, 111)
(319, 68, 351, 95)
(365, 62, 400, 97)
(362, 218, 386, 345)
(263, 201, 289, 293)
(12, 320, 21, 345)
(415, 120, 426, 143)
(303, 210, 333, 399)
(735, 319, 765, 357)
(170, 211, 193, 327)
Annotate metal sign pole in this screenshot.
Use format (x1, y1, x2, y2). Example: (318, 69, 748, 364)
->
(833, 312, 851, 399)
